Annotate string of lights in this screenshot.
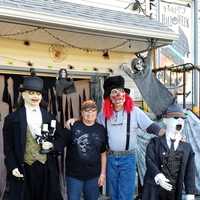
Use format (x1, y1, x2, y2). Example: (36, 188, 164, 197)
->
(0, 27, 42, 37)
(0, 25, 130, 53)
(43, 29, 130, 52)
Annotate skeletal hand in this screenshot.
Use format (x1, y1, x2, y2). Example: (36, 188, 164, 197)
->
(42, 141, 53, 150)
(154, 173, 172, 191)
(12, 168, 24, 178)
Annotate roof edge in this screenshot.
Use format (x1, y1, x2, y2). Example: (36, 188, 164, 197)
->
(0, 7, 178, 42)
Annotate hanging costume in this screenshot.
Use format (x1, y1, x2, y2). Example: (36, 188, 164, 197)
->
(121, 50, 175, 117)
(55, 69, 76, 97)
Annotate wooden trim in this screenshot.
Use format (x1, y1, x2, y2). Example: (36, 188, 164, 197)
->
(0, 65, 109, 79)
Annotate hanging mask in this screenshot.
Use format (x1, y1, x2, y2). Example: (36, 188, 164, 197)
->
(131, 57, 145, 74)
(110, 88, 125, 105)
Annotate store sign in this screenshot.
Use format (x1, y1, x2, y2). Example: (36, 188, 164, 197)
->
(159, 2, 192, 66)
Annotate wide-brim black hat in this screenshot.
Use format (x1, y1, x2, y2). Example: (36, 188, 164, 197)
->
(19, 76, 43, 93)
(163, 103, 185, 118)
(103, 75, 130, 98)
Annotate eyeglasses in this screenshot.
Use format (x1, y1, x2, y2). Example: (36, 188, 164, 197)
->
(83, 108, 97, 112)
(28, 91, 41, 96)
(110, 88, 125, 95)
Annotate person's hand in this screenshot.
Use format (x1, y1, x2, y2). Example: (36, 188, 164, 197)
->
(42, 141, 53, 150)
(154, 173, 172, 191)
(185, 194, 195, 200)
(12, 168, 24, 178)
(98, 174, 106, 187)
(64, 118, 77, 129)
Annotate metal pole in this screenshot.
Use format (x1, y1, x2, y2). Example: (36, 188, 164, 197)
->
(193, 0, 199, 106)
(199, 70, 200, 116)
(183, 71, 186, 108)
(192, 68, 194, 107)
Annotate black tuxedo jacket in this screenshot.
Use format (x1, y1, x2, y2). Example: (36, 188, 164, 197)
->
(142, 136, 196, 200)
(3, 106, 63, 200)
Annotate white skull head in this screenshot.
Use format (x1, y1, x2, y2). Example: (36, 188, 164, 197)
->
(131, 57, 145, 73)
(163, 117, 185, 140)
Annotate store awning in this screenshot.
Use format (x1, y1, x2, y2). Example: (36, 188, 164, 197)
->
(0, 0, 178, 53)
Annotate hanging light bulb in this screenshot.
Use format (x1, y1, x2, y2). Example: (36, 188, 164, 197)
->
(68, 64, 74, 70)
(93, 67, 98, 71)
(102, 50, 110, 59)
(24, 40, 30, 46)
(128, 40, 132, 49)
(27, 61, 33, 67)
(108, 68, 114, 74)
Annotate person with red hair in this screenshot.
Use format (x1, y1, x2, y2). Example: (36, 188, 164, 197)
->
(97, 75, 163, 200)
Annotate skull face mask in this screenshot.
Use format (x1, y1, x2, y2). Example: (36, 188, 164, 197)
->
(163, 117, 185, 140)
(131, 57, 145, 73)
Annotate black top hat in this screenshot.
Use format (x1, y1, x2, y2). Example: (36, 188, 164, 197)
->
(19, 76, 43, 93)
(103, 75, 130, 98)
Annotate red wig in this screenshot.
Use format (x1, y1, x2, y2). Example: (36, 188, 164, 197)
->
(103, 94, 134, 119)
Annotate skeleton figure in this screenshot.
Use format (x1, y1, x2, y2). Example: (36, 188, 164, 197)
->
(142, 104, 196, 200)
(121, 50, 175, 117)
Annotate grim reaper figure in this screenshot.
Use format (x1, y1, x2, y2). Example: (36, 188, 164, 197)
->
(121, 50, 175, 118)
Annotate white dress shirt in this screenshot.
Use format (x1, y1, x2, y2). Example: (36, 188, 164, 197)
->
(25, 104, 42, 138)
(166, 134, 181, 151)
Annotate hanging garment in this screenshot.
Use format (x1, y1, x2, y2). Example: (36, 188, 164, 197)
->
(65, 97, 69, 121)
(50, 87, 57, 116)
(12, 75, 23, 107)
(2, 75, 12, 113)
(79, 95, 81, 116)
(56, 79, 76, 97)
(122, 50, 175, 117)
(83, 89, 86, 101)
(69, 98, 74, 118)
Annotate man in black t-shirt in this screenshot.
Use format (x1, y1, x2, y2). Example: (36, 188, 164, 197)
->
(55, 100, 107, 200)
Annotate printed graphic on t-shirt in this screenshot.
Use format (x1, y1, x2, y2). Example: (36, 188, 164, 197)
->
(72, 127, 101, 161)
(75, 134, 90, 153)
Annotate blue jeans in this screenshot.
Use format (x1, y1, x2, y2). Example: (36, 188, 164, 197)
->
(66, 176, 99, 200)
(107, 154, 136, 200)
